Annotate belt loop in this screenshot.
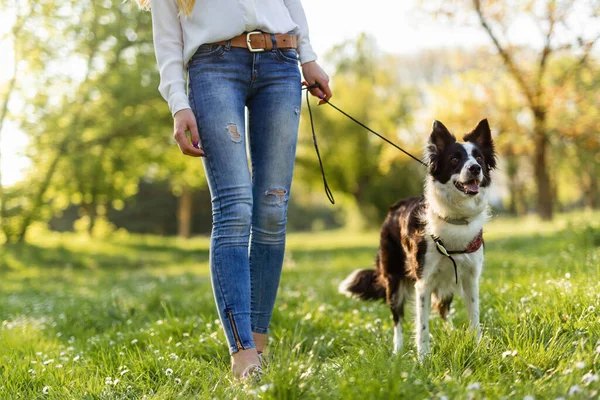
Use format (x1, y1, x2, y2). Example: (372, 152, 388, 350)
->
(270, 34, 277, 50)
(225, 39, 231, 51)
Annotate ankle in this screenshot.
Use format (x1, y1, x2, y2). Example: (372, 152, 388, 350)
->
(252, 332, 267, 354)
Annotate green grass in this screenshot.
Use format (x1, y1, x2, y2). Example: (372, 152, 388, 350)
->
(1, 211, 600, 399)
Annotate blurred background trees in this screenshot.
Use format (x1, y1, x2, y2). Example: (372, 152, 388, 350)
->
(0, 0, 598, 243)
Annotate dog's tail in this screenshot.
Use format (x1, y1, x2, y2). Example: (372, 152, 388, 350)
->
(338, 269, 386, 301)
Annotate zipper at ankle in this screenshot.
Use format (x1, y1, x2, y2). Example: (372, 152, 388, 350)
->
(227, 311, 244, 350)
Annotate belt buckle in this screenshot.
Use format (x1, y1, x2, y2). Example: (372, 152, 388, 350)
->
(246, 31, 265, 52)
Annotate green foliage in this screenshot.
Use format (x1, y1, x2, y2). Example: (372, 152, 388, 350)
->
(1, 212, 599, 398)
(296, 33, 422, 227)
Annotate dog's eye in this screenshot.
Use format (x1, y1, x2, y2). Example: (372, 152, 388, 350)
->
(475, 156, 483, 163)
(450, 157, 459, 165)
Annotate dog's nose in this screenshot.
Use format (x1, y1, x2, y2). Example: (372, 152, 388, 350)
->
(469, 164, 481, 175)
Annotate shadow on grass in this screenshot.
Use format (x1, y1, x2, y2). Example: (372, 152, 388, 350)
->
(0, 242, 210, 271)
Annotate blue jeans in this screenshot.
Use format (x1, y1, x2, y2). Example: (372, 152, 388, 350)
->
(187, 40, 301, 354)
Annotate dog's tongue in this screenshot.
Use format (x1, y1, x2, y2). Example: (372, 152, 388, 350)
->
(465, 181, 480, 193)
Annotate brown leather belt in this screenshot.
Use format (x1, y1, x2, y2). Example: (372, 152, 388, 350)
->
(211, 31, 297, 52)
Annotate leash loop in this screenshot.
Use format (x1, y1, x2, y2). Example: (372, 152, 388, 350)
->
(301, 82, 427, 204)
(304, 85, 335, 204)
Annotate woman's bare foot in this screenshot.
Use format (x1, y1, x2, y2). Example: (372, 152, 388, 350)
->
(231, 348, 261, 379)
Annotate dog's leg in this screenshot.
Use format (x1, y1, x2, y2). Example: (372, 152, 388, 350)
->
(415, 281, 432, 360)
(392, 308, 403, 354)
(389, 280, 405, 355)
(461, 273, 481, 340)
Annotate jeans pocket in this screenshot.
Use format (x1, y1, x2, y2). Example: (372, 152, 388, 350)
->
(274, 48, 299, 65)
(190, 44, 226, 65)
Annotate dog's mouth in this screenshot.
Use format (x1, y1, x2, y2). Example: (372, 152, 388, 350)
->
(454, 178, 480, 195)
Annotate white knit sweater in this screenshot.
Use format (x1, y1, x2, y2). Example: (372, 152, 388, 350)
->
(149, 0, 317, 116)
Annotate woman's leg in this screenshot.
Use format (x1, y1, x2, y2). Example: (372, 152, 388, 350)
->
(188, 45, 260, 374)
(246, 47, 302, 351)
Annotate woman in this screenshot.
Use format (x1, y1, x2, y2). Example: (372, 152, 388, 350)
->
(139, 0, 332, 379)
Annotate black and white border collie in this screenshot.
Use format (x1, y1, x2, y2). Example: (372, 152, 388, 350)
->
(339, 119, 497, 359)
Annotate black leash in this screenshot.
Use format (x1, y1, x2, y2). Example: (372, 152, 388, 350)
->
(431, 236, 460, 284)
(301, 83, 427, 205)
(303, 85, 335, 204)
(301, 84, 486, 285)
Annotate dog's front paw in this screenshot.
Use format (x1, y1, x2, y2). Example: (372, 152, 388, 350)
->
(417, 344, 430, 361)
(475, 327, 482, 342)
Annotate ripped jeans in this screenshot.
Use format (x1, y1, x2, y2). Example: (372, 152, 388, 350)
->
(187, 40, 301, 354)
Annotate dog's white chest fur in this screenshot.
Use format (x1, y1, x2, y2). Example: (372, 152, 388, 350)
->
(419, 181, 487, 305)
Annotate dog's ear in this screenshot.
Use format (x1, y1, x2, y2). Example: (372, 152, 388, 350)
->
(426, 120, 456, 173)
(429, 120, 455, 152)
(463, 119, 497, 170)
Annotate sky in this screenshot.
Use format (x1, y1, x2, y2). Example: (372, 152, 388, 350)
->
(0, 0, 525, 186)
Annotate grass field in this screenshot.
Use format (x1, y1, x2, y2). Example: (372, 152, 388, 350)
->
(1, 212, 600, 399)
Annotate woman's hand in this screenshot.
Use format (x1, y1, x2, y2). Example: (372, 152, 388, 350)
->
(301, 61, 332, 105)
(173, 109, 205, 157)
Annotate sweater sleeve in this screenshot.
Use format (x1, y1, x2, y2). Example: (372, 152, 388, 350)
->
(283, 0, 317, 64)
(150, 0, 190, 116)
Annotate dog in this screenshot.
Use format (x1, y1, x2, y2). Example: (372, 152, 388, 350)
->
(339, 119, 496, 359)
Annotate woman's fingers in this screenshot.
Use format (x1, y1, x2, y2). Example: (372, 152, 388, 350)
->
(174, 129, 205, 157)
(301, 63, 333, 105)
(316, 78, 332, 105)
(173, 109, 205, 157)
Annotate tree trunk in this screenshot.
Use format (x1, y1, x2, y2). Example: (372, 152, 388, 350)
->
(17, 146, 65, 243)
(504, 150, 520, 216)
(83, 202, 97, 237)
(177, 185, 193, 238)
(532, 109, 553, 220)
(584, 169, 600, 209)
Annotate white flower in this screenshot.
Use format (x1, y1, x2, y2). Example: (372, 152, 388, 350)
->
(42, 386, 50, 394)
(73, 355, 80, 362)
(105, 377, 113, 385)
(131, 339, 138, 344)
(524, 395, 535, 400)
(28, 369, 36, 375)
(183, 333, 190, 337)
(112, 378, 119, 386)
(43, 359, 54, 365)
(467, 382, 481, 391)
(120, 369, 129, 376)
(260, 383, 274, 392)
(582, 372, 599, 386)
(568, 385, 581, 396)
(165, 368, 173, 376)
(575, 361, 585, 370)
(174, 378, 181, 384)
(169, 353, 179, 361)
(502, 350, 517, 358)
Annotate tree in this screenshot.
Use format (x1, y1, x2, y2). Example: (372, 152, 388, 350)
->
(423, 0, 600, 220)
(0, 0, 55, 241)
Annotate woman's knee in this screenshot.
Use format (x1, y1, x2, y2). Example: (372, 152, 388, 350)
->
(214, 200, 253, 236)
